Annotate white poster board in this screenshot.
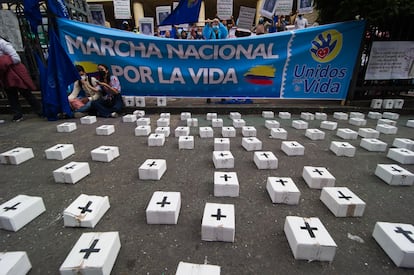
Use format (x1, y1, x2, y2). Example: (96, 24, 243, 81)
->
(139, 17, 154, 36)
(260, 0, 277, 19)
(0, 10, 23, 51)
(297, 0, 314, 14)
(365, 41, 414, 80)
(89, 4, 106, 26)
(114, 0, 131, 19)
(237, 6, 256, 30)
(217, 0, 233, 20)
(156, 6, 171, 26)
(274, 0, 293, 16)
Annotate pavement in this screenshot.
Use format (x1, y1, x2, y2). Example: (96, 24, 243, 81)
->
(0, 100, 413, 274)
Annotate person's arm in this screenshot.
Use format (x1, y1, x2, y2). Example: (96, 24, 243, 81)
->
(218, 22, 228, 38)
(202, 23, 213, 39)
(68, 81, 81, 100)
(97, 75, 121, 94)
(1, 39, 21, 64)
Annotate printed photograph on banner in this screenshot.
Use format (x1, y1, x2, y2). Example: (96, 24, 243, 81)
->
(139, 17, 154, 36)
(156, 6, 171, 26)
(89, 4, 106, 26)
(274, 0, 293, 16)
(237, 6, 256, 30)
(217, 0, 233, 21)
(260, 0, 277, 19)
(297, 0, 314, 14)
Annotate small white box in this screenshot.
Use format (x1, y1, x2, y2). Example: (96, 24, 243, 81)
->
(91, 146, 119, 162)
(0, 195, 46, 232)
(229, 112, 241, 120)
(392, 138, 414, 150)
(80, 115, 97, 124)
(407, 120, 414, 128)
(233, 119, 246, 128)
(349, 112, 365, 119)
(378, 118, 397, 126)
(279, 112, 291, 119)
(136, 117, 151, 126)
(253, 151, 278, 169)
(135, 125, 151, 136)
(270, 128, 288, 140)
(241, 137, 262, 151)
(211, 118, 224, 128)
(358, 128, 380, 138)
(320, 187, 366, 217)
(320, 121, 337, 130)
(199, 127, 214, 138)
(57, 122, 77, 133)
(281, 141, 305, 156)
(262, 111, 274, 118)
(266, 177, 300, 205)
(59, 232, 121, 275)
(201, 203, 235, 242)
(53, 162, 90, 184)
(315, 112, 328, 120)
(96, 125, 115, 136)
(63, 194, 110, 228)
(393, 99, 404, 109)
(302, 166, 335, 189)
(206, 113, 217, 120)
(336, 128, 358, 139)
(375, 164, 414, 186)
(45, 144, 74, 160)
(176, 261, 220, 275)
(305, 129, 325, 140)
(376, 124, 398, 134)
(180, 112, 191, 120)
(148, 133, 165, 147)
(146, 191, 181, 224)
(370, 99, 383, 109)
(387, 148, 414, 164)
(368, 111, 382, 119)
(0, 251, 32, 275)
(0, 147, 34, 165)
(383, 112, 399, 120)
(155, 127, 170, 137)
(135, 96, 146, 107)
(160, 112, 170, 119)
(222, 127, 236, 138)
(265, 120, 280, 129)
(360, 138, 387, 152)
(349, 117, 367, 126)
(242, 126, 256, 137)
(122, 114, 137, 123)
(178, 136, 194, 150)
(157, 118, 170, 127)
(300, 112, 315, 120)
(333, 112, 348, 120)
(382, 99, 394, 109)
(372, 222, 414, 268)
(214, 172, 239, 197)
(133, 110, 145, 118)
(330, 141, 356, 157)
(214, 138, 230, 151)
(157, 96, 167, 106)
(187, 118, 198, 127)
(292, 120, 308, 130)
(284, 216, 337, 262)
(175, 126, 190, 137)
(213, 151, 234, 169)
(138, 159, 167, 180)
(122, 96, 135, 107)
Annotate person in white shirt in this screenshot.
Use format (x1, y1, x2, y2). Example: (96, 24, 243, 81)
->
(294, 14, 308, 29)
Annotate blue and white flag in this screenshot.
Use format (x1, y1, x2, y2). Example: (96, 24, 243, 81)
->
(160, 0, 202, 26)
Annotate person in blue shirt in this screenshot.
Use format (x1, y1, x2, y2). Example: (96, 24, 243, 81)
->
(203, 18, 228, 40)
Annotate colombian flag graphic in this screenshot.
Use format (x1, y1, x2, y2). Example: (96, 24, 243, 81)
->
(244, 65, 276, 85)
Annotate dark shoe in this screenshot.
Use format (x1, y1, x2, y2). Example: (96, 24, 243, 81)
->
(12, 114, 23, 122)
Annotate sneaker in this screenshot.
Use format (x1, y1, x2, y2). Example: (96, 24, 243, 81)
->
(12, 114, 23, 122)
(111, 112, 118, 118)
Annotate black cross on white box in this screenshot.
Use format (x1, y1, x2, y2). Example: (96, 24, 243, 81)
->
(59, 232, 121, 274)
(134, 125, 151, 136)
(214, 138, 230, 151)
(358, 128, 380, 138)
(122, 96, 135, 107)
(214, 172, 239, 197)
(372, 222, 414, 268)
(329, 141, 356, 157)
(122, 114, 137, 123)
(270, 128, 288, 140)
(305, 128, 325, 140)
(376, 123, 398, 135)
(157, 117, 170, 127)
(320, 120, 338, 131)
(242, 137, 262, 151)
(148, 133, 166, 147)
(135, 96, 146, 107)
(80, 115, 97, 124)
(221, 126, 236, 138)
(0, 251, 32, 274)
(233, 118, 246, 128)
(157, 96, 167, 106)
(279, 112, 291, 119)
(360, 138, 387, 152)
(175, 126, 190, 137)
(57, 122, 77, 133)
(139, 159, 167, 180)
(284, 216, 337, 262)
(213, 151, 235, 169)
(137, 117, 151, 126)
(387, 148, 414, 164)
(53, 161, 91, 184)
(253, 151, 278, 169)
(0, 147, 34, 165)
(146, 191, 181, 224)
(392, 138, 414, 151)
(96, 125, 115, 136)
(302, 166, 336, 189)
(242, 126, 257, 137)
(199, 127, 214, 138)
(63, 194, 110, 228)
(45, 144, 75, 160)
(202, 203, 235, 242)
(212, 118, 224, 128)
(374, 164, 414, 186)
(281, 141, 305, 156)
(155, 126, 171, 137)
(320, 187, 366, 217)
(91, 146, 120, 162)
(291, 120, 308, 130)
(176, 261, 221, 275)
(266, 177, 301, 205)
(178, 136, 194, 150)
(0, 195, 45, 232)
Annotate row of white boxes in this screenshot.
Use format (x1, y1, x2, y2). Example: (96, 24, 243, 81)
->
(122, 96, 167, 107)
(370, 99, 404, 109)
